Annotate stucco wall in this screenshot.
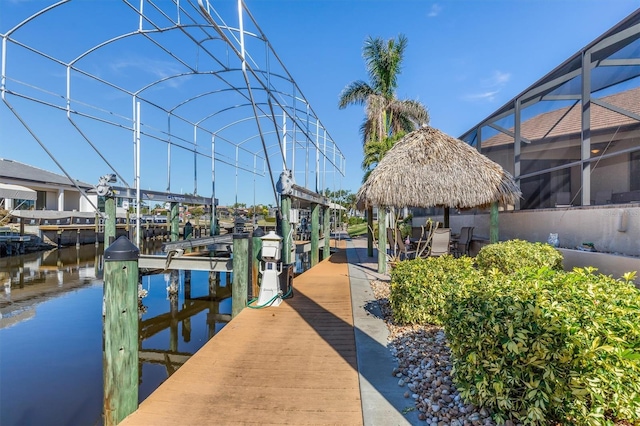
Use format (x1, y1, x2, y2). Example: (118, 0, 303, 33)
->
(414, 204, 640, 257)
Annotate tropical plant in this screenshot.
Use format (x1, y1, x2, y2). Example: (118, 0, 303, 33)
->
(338, 34, 429, 148)
(339, 34, 428, 183)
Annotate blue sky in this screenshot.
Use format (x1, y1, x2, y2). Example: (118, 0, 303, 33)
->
(1, 0, 639, 207)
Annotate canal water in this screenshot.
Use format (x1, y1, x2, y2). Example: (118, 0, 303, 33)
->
(0, 243, 233, 426)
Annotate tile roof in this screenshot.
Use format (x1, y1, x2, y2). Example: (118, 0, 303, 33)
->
(481, 87, 640, 148)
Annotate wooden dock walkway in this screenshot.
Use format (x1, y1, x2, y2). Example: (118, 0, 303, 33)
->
(120, 241, 363, 425)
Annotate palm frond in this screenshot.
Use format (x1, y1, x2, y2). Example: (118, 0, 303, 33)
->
(338, 81, 374, 109)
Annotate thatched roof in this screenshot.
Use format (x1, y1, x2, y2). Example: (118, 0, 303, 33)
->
(356, 126, 521, 209)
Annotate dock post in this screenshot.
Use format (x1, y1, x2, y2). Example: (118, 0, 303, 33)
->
(280, 195, 291, 264)
(103, 236, 139, 426)
(377, 207, 387, 274)
(211, 201, 219, 236)
(323, 204, 330, 260)
(232, 233, 249, 318)
(170, 202, 179, 242)
(104, 195, 116, 248)
(310, 202, 319, 267)
(95, 212, 100, 246)
(250, 228, 264, 301)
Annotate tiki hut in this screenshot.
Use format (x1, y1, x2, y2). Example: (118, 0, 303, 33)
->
(356, 126, 521, 273)
(357, 126, 520, 209)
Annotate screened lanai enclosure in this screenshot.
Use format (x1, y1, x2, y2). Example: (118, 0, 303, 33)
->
(459, 10, 640, 210)
(1, 0, 345, 235)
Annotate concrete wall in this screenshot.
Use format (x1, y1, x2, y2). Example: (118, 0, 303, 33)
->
(414, 204, 640, 257)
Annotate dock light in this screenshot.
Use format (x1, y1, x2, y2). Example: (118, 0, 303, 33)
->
(256, 230, 284, 307)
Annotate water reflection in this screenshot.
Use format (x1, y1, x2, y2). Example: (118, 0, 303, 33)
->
(0, 244, 102, 325)
(0, 243, 232, 426)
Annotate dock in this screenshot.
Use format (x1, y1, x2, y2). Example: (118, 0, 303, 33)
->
(120, 234, 419, 425)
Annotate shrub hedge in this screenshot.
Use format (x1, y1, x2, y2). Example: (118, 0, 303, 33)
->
(389, 255, 477, 325)
(443, 267, 640, 425)
(475, 239, 563, 274)
(388, 239, 640, 425)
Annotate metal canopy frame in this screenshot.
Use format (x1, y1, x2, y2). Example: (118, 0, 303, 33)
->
(1, 0, 345, 244)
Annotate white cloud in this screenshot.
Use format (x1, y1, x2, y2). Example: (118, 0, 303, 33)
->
(483, 70, 511, 86)
(428, 4, 442, 18)
(465, 70, 511, 102)
(465, 90, 500, 101)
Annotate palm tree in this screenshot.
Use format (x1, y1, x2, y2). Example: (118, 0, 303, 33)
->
(339, 34, 428, 256)
(338, 34, 428, 149)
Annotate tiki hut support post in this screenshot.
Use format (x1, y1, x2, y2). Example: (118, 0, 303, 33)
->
(443, 206, 450, 229)
(377, 207, 387, 274)
(367, 206, 374, 257)
(490, 202, 499, 243)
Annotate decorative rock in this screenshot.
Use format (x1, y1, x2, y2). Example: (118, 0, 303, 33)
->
(369, 279, 497, 426)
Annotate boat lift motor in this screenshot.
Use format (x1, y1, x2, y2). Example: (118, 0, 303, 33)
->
(256, 231, 284, 307)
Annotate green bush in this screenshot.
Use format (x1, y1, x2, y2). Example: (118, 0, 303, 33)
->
(389, 255, 477, 325)
(476, 239, 563, 274)
(348, 216, 365, 226)
(443, 267, 640, 425)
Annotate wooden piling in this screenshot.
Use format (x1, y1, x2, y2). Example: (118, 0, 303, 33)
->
(323, 205, 330, 260)
(251, 229, 264, 300)
(170, 202, 179, 242)
(104, 196, 116, 248)
(232, 234, 249, 318)
(311, 202, 319, 267)
(103, 236, 139, 426)
(280, 195, 291, 264)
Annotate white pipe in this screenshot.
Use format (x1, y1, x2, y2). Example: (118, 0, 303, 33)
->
(136, 101, 141, 247)
(282, 114, 287, 171)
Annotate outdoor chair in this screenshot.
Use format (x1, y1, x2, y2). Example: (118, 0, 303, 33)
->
(411, 226, 424, 240)
(428, 228, 451, 257)
(450, 226, 474, 257)
(394, 228, 417, 260)
(386, 227, 397, 256)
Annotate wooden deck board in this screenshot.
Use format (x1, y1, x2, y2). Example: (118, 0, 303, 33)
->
(120, 248, 363, 425)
